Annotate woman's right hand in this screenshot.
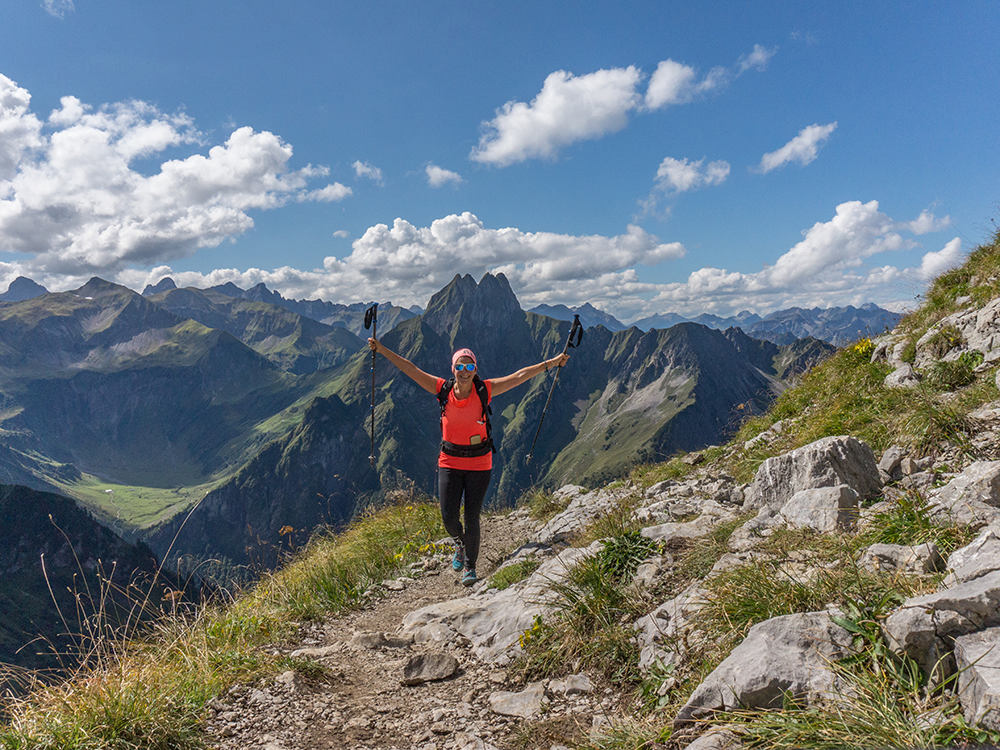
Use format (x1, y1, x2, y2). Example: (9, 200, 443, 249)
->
(368, 337, 379, 352)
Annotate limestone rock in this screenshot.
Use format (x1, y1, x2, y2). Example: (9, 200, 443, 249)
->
(401, 545, 596, 664)
(488, 681, 546, 717)
(532, 486, 624, 546)
(401, 652, 460, 686)
(674, 610, 852, 726)
(858, 542, 944, 575)
(549, 673, 593, 695)
(879, 446, 908, 481)
(634, 582, 708, 671)
(883, 569, 1000, 677)
(945, 527, 1000, 587)
(744, 436, 881, 511)
(955, 627, 1000, 730)
(884, 363, 920, 389)
(928, 461, 1000, 525)
(778, 485, 860, 532)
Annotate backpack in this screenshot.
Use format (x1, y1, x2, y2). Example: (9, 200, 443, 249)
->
(437, 375, 495, 457)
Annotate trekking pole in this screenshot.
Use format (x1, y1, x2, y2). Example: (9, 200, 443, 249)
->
(364, 303, 378, 466)
(527, 314, 583, 463)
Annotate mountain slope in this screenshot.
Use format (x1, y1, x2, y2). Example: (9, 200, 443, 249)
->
(0, 484, 172, 676)
(148, 273, 835, 571)
(148, 286, 363, 374)
(0, 279, 331, 527)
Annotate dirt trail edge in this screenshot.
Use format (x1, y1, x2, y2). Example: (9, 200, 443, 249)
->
(203, 511, 622, 750)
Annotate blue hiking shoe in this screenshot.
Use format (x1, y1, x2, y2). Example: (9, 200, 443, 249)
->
(461, 568, 478, 587)
(452, 546, 465, 571)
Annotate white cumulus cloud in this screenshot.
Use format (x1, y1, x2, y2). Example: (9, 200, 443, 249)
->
(654, 157, 731, 194)
(473, 47, 776, 167)
(0, 75, 349, 283)
(352, 160, 383, 184)
(426, 164, 464, 188)
(918, 237, 962, 280)
(471, 66, 642, 167)
(104, 203, 956, 326)
(758, 122, 838, 172)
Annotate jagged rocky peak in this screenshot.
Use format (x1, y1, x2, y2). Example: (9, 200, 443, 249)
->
(0, 276, 49, 302)
(243, 282, 284, 304)
(422, 272, 522, 341)
(142, 277, 177, 296)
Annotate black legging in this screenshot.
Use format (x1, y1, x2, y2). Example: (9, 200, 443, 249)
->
(438, 467, 492, 570)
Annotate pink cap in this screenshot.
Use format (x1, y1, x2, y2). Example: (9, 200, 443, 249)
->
(452, 348, 477, 366)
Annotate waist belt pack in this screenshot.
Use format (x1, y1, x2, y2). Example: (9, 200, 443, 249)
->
(440, 439, 494, 458)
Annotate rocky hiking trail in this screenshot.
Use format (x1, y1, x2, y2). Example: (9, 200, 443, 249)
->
(203, 511, 621, 750)
(196, 385, 1000, 750)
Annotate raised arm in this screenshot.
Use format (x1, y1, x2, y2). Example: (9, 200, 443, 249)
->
(490, 353, 570, 397)
(368, 338, 439, 394)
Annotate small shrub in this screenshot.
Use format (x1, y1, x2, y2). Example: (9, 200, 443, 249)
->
(523, 489, 569, 522)
(514, 530, 650, 685)
(858, 490, 976, 556)
(489, 559, 541, 591)
(923, 349, 985, 391)
(597, 530, 657, 582)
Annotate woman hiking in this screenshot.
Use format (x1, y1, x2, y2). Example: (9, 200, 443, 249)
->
(367, 337, 569, 586)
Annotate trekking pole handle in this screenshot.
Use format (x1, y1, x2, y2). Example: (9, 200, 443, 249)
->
(527, 315, 582, 463)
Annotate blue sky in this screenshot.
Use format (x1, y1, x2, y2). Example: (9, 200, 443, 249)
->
(0, 1, 997, 322)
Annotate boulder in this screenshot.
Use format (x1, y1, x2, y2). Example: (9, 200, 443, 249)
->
(673, 610, 853, 726)
(634, 583, 708, 672)
(944, 526, 1000, 587)
(548, 673, 593, 695)
(858, 543, 944, 575)
(955, 627, 1000, 730)
(879, 446, 908, 482)
(883, 569, 1000, 678)
(531, 486, 623, 546)
(401, 545, 596, 664)
(401, 652, 460, 686)
(744, 436, 881, 511)
(884, 363, 921, 389)
(778, 485, 860, 532)
(729, 485, 860, 551)
(928, 461, 1000, 526)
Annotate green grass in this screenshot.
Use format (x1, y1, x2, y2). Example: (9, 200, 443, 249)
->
(514, 528, 657, 686)
(489, 559, 541, 590)
(0, 497, 444, 749)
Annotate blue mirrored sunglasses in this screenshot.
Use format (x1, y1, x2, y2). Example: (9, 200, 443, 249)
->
(453, 363, 476, 372)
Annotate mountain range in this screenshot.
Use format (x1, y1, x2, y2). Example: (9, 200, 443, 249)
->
(0, 272, 836, 590)
(532, 301, 902, 345)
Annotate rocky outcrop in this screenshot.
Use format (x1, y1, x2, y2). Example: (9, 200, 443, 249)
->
(743, 436, 882, 511)
(673, 610, 853, 726)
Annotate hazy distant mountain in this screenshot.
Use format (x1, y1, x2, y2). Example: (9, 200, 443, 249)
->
(148, 286, 363, 374)
(208, 280, 418, 337)
(0, 276, 48, 303)
(529, 302, 626, 331)
(745, 304, 901, 345)
(631, 304, 901, 345)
